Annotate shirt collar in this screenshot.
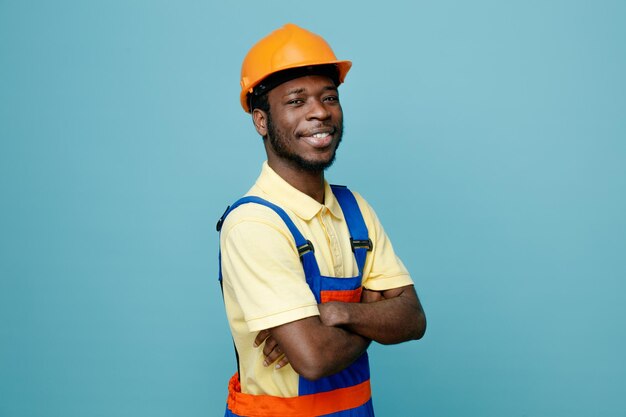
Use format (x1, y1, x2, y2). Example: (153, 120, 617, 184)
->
(255, 162, 344, 221)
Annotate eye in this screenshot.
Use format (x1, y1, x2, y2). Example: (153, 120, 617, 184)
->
(287, 98, 304, 105)
(323, 95, 339, 103)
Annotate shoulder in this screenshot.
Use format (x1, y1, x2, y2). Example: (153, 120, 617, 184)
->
(220, 197, 296, 246)
(338, 187, 386, 243)
(350, 189, 372, 211)
(339, 187, 377, 225)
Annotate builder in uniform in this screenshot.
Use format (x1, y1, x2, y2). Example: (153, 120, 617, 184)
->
(218, 23, 427, 416)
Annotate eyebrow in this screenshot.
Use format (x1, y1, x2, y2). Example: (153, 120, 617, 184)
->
(283, 85, 338, 96)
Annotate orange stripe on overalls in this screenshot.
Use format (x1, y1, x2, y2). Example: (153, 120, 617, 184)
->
(227, 373, 371, 417)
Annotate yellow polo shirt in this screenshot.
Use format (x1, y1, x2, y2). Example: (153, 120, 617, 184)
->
(220, 162, 413, 397)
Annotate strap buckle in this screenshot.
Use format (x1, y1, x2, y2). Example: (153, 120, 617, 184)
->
(351, 238, 373, 252)
(297, 240, 315, 256)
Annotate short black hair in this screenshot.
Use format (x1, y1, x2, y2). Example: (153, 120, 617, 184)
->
(250, 90, 270, 113)
(248, 64, 340, 112)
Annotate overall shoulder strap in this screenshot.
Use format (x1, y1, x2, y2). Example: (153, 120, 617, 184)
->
(215, 196, 323, 379)
(217, 196, 313, 254)
(330, 185, 373, 274)
(216, 196, 322, 297)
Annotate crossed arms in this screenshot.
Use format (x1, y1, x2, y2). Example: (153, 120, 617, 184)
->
(255, 284, 426, 381)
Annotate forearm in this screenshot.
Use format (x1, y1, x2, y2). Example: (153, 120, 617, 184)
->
(302, 323, 371, 379)
(320, 285, 426, 345)
(269, 316, 370, 380)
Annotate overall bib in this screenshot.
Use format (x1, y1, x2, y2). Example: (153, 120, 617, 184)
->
(217, 185, 375, 417)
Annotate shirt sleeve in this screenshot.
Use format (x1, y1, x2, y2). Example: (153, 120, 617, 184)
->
(354, 193, 415, 291)
(220, 207, 320, 332)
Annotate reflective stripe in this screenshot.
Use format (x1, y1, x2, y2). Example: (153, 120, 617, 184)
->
(227, 373, 371, 417)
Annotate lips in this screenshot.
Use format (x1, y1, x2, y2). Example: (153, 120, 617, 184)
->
(299, 129, 335, 148)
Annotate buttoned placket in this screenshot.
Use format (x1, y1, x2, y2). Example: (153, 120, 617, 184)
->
(317, 206, 343, 277)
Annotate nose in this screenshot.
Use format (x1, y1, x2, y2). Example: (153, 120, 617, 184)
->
(306, 99, 331, 121)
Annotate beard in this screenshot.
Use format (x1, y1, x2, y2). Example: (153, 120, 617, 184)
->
(266, 115, 343, 173)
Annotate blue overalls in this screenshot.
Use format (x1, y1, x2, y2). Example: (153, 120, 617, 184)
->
(217, 185, 375, 417)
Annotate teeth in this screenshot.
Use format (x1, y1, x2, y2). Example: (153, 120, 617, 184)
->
(312, 132, 330, 138)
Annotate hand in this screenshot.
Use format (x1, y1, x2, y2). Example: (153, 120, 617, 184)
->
(318, 302, 349, 327)
(361, 288, 383, 303)
(254, 329, 290, 369)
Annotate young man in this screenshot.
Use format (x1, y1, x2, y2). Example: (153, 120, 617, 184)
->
(217, 23, 426, 417)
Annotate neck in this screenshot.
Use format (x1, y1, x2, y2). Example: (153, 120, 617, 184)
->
(267, 158, 326, 204)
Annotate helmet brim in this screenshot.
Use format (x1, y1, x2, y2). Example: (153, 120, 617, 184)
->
(241, 60, 352, 113)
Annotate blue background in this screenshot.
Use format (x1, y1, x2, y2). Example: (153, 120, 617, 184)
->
(1, 1, 625, 416)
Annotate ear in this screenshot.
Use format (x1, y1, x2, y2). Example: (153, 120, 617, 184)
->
(252, 109, 268, 137)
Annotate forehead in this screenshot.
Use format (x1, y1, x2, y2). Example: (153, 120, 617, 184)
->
(268, 75, 337, 98)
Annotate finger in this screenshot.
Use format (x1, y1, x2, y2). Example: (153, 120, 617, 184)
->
(262, 336, 278, 357)
(254, 329, 271, 347)
(361, 289, 383, 303)
(263, 344, 283, 367)
(275, 355, 290, 369)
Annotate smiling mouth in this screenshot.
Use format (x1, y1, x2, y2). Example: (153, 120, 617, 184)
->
(300, 130, 334, 148)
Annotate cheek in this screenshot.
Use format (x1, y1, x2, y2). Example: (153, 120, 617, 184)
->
(278, 115, 303, 137)
(282, 110, 303, 125)
(334, 106, 344, 121)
